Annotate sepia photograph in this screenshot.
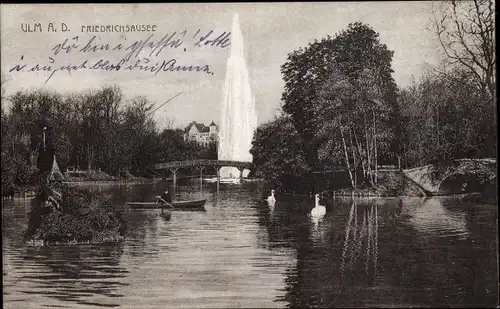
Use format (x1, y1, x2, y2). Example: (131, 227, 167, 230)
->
(1, 2, 497, 308)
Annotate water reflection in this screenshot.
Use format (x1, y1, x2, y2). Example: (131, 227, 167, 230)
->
(125, 209, 162, 260)
(310, 211, 325, 229)
(3, 183, 498, 308)
(339, 201, 379, 287)
(8, 243, 127, 308)
(278, 196, 497, 308)
(408, 198, 469, 240)
(277, 199, 380, 308)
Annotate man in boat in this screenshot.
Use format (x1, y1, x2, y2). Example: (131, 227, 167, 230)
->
(157, 190, 172, 205)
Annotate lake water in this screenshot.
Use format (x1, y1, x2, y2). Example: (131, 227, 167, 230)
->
(2, 180, 498, 308)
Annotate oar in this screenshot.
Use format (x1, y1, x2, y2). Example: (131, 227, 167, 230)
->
(156, 197, 175, 209)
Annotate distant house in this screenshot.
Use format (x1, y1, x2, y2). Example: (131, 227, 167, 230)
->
(183, 121, 219, 147)
(66, 166, 79, 172)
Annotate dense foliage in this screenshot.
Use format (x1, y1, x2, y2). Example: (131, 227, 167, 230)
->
(252, 20, 496, 192)
(280, 22, 399, 170)
(250, 116, 308, 187)
(24, 186, 127, 244)
(398, 69, 496, 168)
(1, 85, 216, 197)
(258, 22, 401, 190)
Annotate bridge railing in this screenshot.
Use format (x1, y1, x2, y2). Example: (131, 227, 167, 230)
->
(403, 158, 496, 172)
(155, 159, 253, 170)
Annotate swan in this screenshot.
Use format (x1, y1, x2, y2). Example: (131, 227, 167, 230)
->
(267, 190, 276, 205)
(311, 194, 326, 218)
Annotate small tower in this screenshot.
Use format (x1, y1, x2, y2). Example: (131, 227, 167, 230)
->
(49, 155, 65, 182)
(209, 121, 217, 135)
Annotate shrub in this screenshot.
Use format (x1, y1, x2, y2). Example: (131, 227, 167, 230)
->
(24, 185, 127, 245)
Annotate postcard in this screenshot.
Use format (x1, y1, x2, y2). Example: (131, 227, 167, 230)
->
(1, 2, 497, 308)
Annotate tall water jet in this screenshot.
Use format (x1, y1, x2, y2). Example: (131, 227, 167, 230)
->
(218, 13, 258, 179)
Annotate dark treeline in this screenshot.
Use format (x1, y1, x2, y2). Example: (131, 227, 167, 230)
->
(251, 1, 495, 192)
(1, 84, 216, 196)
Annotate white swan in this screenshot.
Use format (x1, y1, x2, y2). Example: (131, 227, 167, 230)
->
(267, 190, 276, 205)
(311, 194, 326, 218)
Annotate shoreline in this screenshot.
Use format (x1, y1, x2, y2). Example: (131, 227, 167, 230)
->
(63, 179, 158, 185)
(2, 178, 159, 200)
(26, 236, 125, 247)
(3, 176, 493, 201)
(279, 190, 486, 199)
(320, 187, 424, 198)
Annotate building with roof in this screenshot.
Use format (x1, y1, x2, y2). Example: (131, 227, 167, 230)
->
(183, 121, 219, 147)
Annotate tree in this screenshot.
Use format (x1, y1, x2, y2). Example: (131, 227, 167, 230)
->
(398, 67, 495, 167)
(1, 83, 222, 195)
(162, 116, 176, 130)
(1, 74, 15, 196)
(250, 116, 309, 188)
(158, 128, 188, 162)
(316, 67, 393, 188)
(1, 72, 8, 104)
(281, 22, 398, 169)
(432, 0, 496, 104)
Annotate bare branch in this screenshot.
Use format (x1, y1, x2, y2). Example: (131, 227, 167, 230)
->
(162, 116, 176, 130)
(432, 0, 495, 102)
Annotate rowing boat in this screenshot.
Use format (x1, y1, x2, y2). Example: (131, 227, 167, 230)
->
(126, 199, 206, 210)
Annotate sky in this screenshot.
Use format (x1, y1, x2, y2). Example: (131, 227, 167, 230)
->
(1, 2, 443, 130)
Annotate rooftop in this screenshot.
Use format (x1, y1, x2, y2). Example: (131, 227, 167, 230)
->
(184, 121, 218, 133)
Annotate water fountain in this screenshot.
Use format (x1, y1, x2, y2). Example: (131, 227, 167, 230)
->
(217, 12, 258, 180)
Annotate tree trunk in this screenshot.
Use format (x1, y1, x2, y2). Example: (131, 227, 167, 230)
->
(76, 147, 80, 170)
(372, 109, 378, 186)
(436, 106, 440, 148)
(364, 112, 372, 184)
(368, 113, 375, 186)
(353, 129, 367, 179)
(87, 144, 92, 172)
(349, 126, 357, 188)
(340, 125, 355, 189)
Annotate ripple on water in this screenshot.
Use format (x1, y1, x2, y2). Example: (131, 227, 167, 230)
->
(2, 184, 498, 308)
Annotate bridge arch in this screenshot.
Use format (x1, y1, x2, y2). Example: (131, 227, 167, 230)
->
(403, 159, 496, 195)
(438, 172, 494, 194)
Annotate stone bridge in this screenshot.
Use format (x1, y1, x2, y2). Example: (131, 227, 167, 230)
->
(402, 158, 496, 195)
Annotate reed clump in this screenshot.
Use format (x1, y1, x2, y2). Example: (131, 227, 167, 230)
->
(24, 185, 127, 245)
